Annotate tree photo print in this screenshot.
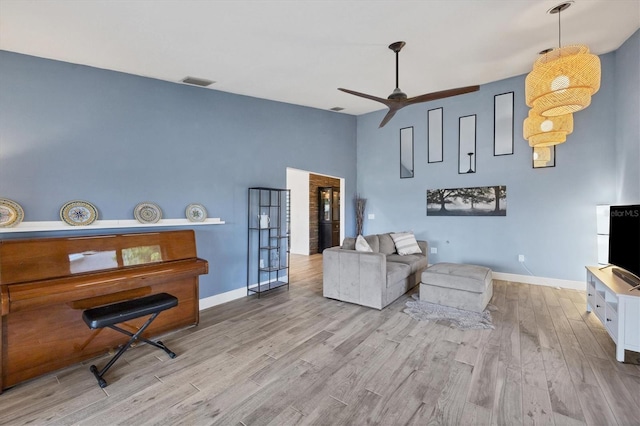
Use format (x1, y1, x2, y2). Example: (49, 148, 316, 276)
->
(427, 186, 507, 216)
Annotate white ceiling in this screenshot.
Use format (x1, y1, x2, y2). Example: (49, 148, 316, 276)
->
(1, 0, 638, 116)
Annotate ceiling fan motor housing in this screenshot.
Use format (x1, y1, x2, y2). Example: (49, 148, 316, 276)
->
(388, 88, 408, 100)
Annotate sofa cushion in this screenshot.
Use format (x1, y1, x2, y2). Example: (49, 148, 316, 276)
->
(421, 263, 492, 294)
(378, 233, 397, 255)
(386, 254, 428, 274)
(386, 262, 411, 288)
(342, 237, 356, 250)
(390, 232, 422, 255)
(355, 235, 373, 252)
(364, 234, 380, 253)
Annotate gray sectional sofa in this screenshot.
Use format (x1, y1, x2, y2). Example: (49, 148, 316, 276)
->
(322, 233, 428, 309)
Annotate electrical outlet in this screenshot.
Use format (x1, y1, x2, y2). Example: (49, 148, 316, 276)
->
(368, 213, 375, 220)
(518, 254, 525, 262)
(430, 247, 437, 254)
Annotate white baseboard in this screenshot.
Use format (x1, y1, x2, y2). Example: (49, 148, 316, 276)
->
(199, 287, 247, 311)
(492, 271, 584, 291)
(198, 278, 289, 311)
(198, 271, 584, 311)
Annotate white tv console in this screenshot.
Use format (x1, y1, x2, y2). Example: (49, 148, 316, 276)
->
(586, 266, 640, 362)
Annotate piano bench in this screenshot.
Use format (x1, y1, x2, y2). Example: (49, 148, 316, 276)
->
(82, 292, 178, 388)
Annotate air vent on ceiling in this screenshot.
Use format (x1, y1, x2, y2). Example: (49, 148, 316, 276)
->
(181, 76, 215, 87)
(330, 107, 345, 112)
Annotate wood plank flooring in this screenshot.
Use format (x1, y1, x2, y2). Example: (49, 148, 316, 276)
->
(1, 254, 639, 425)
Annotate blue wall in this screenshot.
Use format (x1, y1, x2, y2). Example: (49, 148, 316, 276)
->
(356, 45, 636, 282)
(0, 51, 357, 298)
(1, 30, 637, 291)
(614, 29, 640, 204)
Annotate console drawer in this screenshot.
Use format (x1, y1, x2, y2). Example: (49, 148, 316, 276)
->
(587, 281, 596, 311)
(605, 308, 618, 342)
(593, 293, 606, 323)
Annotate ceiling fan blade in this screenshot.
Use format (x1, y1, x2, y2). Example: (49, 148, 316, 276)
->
(339, 87, 405, 128)
(378, 104, 404, 128)
(406, 85, 480, 105)
(338, 88, 391, 106)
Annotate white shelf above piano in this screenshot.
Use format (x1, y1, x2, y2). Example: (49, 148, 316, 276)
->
(0, 218, 225, 234)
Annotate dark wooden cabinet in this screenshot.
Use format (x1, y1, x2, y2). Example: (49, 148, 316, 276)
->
(319, 186, 340, 252)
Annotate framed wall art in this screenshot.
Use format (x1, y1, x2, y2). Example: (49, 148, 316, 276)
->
(494, 92, 514, 156)
(532, 146, 556, 168)
(400, 126, 414, 179)
(427, 107, 443, 163)
(427, 185, 507, 216)
(458, 115, 476, 174)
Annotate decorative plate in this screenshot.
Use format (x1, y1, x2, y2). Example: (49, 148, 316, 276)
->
(134, 202, 162, 224)
(186, 203, 207, 222)
(60, 200, 98, 226)
(0, 198, 25, 228)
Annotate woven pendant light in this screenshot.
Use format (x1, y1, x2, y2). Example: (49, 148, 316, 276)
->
(525, 2, 601, 117)
(526, 45, 601, 116)
(523, 110, 573, 147)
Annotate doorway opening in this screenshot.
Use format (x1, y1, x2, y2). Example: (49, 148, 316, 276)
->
(286, 168, 345, 255)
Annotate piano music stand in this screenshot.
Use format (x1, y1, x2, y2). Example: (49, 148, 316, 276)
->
(82, 293, 178, 388)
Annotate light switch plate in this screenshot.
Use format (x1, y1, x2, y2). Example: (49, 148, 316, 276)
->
(368, 214, 375, 220)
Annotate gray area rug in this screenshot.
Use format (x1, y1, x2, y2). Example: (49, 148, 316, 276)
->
(404, 294, 495, 330)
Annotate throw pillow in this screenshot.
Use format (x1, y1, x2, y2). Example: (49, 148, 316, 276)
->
(378, 233, 397, 255)
(355, 234, 373, 252)
(390, 232, 422, 255)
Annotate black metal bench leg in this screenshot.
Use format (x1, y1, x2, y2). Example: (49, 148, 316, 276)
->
(107, 324, 176, 358)
(145, 339, 177, 359)
(90, 312, 168, 388)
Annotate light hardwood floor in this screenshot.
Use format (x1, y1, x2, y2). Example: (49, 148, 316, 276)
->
(1, 254, 639, 425)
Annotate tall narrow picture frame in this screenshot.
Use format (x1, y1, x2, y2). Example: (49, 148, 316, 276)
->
(400, 126, 414, 179)
(428, 107, 443, 163)
(532, 146, 556, 168)
(458, 115, 476, 174)
(494, 92, 514, 156)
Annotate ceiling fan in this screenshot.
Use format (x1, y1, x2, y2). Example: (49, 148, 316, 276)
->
(339, 41, 480, 128)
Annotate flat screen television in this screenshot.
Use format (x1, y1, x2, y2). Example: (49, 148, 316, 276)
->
(608, 204, 640, 287)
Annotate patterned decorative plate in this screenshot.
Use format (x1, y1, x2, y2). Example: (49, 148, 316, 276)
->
(0, 198, 25, 228)
(186, 203, 207, 222)
(60, 200, 98, 226)
(134, 202, 162, 224)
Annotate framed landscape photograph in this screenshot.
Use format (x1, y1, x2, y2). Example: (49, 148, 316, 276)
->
(427, 185, 507, 216)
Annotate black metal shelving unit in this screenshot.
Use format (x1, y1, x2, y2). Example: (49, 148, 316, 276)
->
(247, 187, 290, 297)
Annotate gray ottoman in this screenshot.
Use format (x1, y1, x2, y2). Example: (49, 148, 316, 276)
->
(420, 263, 493, 313)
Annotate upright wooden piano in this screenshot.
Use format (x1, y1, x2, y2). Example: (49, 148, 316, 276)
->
(0, 229, 208, 393)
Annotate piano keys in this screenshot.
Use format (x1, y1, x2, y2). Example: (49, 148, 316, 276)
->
(0, 229, 208, 392)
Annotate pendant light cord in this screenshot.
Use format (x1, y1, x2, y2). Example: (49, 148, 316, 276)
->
(558, 7, 562, 48)
(395, 51, 399, 89)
